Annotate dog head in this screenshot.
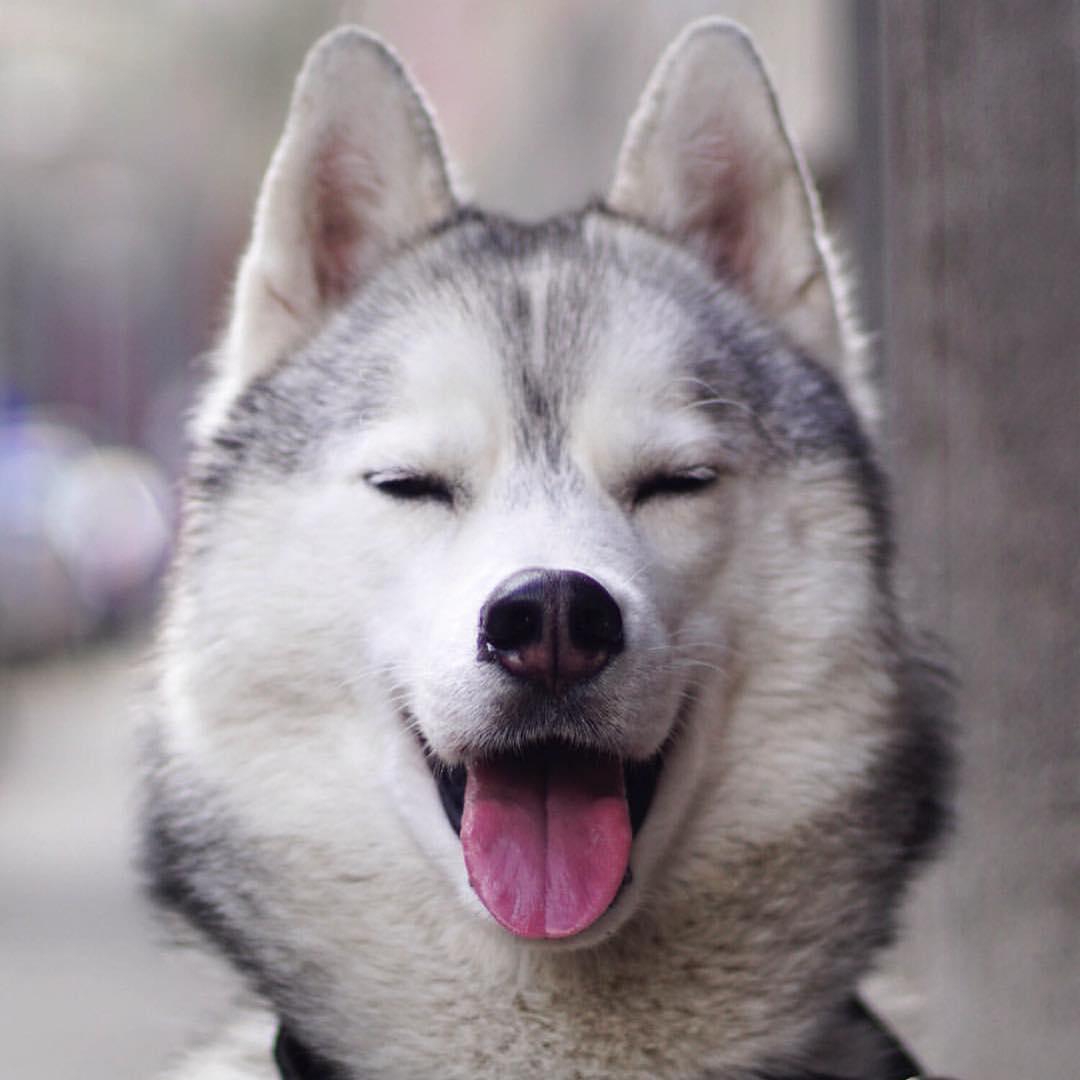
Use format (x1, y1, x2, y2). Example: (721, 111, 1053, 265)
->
(147, 21, 948, 1070)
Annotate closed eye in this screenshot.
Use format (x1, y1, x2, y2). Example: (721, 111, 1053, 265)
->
(632, 466, 719, 507)
(365, 470, 454, 505)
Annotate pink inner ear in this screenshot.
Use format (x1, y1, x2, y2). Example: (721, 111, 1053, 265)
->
(311, 141, 385, 303)
(680, 127, 756, 288)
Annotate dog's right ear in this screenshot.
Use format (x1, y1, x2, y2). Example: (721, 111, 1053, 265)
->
(200, 27, 457, 434)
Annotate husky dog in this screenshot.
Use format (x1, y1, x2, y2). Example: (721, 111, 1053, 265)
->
(143, 19, 951, 1080)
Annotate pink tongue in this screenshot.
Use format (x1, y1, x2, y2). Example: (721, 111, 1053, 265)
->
(460, 748, 631, 939)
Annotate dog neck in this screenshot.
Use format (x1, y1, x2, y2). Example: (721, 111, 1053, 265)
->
(272, 996, 926, 1080)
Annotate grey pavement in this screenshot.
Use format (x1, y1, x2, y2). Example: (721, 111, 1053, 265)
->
(1, 641, 238, 1080)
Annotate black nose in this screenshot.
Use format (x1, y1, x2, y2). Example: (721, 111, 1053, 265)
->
(478, 568, 624, 691)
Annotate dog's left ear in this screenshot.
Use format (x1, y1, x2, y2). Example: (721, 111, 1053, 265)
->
(609, 19, 846, 375)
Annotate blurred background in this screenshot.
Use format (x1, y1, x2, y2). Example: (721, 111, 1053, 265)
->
(1, 3, 1075, 1078)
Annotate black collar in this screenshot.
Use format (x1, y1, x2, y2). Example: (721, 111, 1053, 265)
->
(274, 1025, 349, 1080)
(273, 996, 925, 1080)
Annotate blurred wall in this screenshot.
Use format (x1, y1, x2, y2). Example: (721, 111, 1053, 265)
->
(877, 5, 1080, 1078)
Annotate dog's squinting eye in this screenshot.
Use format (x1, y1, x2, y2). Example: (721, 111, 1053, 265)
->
(632, 466, 719, 507)
(365, 471, 454, 505)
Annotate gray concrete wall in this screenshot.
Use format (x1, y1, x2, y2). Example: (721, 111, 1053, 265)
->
(876, 4, 1080, 1076)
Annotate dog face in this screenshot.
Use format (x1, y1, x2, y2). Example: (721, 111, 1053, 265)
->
(147, 21, 948, 1074)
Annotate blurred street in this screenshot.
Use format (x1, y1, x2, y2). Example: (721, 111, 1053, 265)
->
(0, 638, 238, 1080)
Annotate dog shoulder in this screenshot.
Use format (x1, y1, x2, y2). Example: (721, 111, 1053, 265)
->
(162, 1010, 277, 1080)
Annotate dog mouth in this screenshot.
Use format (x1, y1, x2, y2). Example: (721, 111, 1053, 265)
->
(425, 740, 665, 941)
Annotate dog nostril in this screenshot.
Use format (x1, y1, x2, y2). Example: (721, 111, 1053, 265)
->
(483, 598, 544, 652)
(567, 577, 624, 655)
(478, 570, 553, 682)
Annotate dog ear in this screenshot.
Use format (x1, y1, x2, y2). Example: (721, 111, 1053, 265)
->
(609, 19, 848, 377)
(203, 27, 457, 431)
